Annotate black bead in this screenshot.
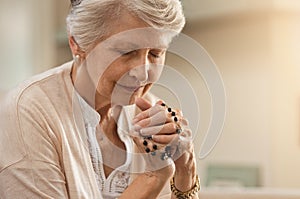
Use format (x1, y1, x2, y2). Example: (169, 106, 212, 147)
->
(143, 140, 148, 146)
(161, 103, 166, 106)
(145, 136, 152, 140)
(174, 117, 178, 122)
(171, 111, 176, 116)
(145, 148, 151, 153)
(168, 107, 172, 112)
(153, 144, 158, 150)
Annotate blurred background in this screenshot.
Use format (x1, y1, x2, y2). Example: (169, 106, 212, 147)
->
(1, 0, 300, 192)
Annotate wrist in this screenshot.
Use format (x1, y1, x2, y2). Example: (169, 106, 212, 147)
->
(170, 174, 201, 198)
(175, 162, 196, 190)
(175, 163, 195, 176)
(174, 170, 197, 191)
(174, 150, 196, 173)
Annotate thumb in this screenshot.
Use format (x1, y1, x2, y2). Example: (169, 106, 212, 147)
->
(135, 97, 152, 111)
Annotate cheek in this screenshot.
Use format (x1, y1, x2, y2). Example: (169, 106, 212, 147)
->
(96, 65, 123, 92)
(103, 61, 130, 81)
(148, 65, 164, 82)
(148, 57, 165, 82)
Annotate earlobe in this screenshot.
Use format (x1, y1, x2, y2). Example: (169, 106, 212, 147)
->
(74, 54, 81, 65)
(69, 36, 86, 67)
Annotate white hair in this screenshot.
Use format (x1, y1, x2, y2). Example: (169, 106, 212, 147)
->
(66, 0, 185, 52)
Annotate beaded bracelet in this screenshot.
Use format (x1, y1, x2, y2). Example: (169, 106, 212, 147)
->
(170, 175, 200, 199)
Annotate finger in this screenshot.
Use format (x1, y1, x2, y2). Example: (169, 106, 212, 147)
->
(154, 100, 165, 106)
(134, 100, 183, 122)
(134, 110, 172, 130)
(140, 123, 178, 136)
(133, 104, 164, 124)
(181, 118, 189, 126)
(135, 97, 152, 111)
(180, 128, 192, 140)
(133, 105, 181, 125)
(172, 108, 183, 117)
(153, 134, 179, 145)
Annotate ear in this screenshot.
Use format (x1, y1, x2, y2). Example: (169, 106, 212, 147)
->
(69, 36, 86, 58)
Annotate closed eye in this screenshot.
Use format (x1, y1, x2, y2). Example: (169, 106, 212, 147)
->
(116, 49, 134, 55)
(149, 49, 166, 59)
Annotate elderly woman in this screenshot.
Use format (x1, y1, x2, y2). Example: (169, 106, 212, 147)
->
(0, 0, 200, 198)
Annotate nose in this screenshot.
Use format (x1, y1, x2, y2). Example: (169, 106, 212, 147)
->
(129, 52, 150, 83)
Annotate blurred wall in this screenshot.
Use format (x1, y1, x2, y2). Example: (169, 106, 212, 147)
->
(181, 1, 300, 188)
(0, 0, 69, 95)
(269, 10, 300, 188)
(183, 12, 272, 187)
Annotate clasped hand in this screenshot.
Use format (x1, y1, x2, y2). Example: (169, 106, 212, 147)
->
(131, 97, 195, 179)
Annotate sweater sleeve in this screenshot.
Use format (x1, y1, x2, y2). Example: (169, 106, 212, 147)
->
(0, 89, 69, 199)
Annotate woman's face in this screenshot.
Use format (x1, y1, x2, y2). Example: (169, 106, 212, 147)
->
(85, 11, 173, 108)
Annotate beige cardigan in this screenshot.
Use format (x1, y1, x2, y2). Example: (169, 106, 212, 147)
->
(0, 62, 171, 198)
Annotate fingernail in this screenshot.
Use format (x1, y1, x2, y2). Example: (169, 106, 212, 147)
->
(139, 128, 145, 135)
(151, 135, 156, 140)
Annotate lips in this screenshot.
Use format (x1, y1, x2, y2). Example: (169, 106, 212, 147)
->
(116, 83, 143, 92)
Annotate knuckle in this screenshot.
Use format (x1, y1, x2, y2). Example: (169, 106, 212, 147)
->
(142, 118, 151, 127)
(174, 108, 183, 116)
(181, 118, 189, 126)
(170, 123, 177, 131)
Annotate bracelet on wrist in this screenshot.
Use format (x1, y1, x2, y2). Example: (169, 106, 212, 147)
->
(170, 174, 200, 199)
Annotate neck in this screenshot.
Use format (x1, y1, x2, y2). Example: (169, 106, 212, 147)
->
(71, 62, 122, 139)
(71, 62, 98, 108)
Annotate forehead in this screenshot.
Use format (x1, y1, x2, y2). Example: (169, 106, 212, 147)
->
(104, 28, 174, 49)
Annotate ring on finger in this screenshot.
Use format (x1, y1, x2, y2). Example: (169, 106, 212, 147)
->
(175, 124, 182, 134)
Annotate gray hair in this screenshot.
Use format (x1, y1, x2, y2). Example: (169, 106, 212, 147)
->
(66, 0, 185, 52)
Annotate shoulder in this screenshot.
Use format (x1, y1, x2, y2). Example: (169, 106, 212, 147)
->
(0, 61, 74, 169)
(0, 61, 74, 145)
(19, 61, 73, 101)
